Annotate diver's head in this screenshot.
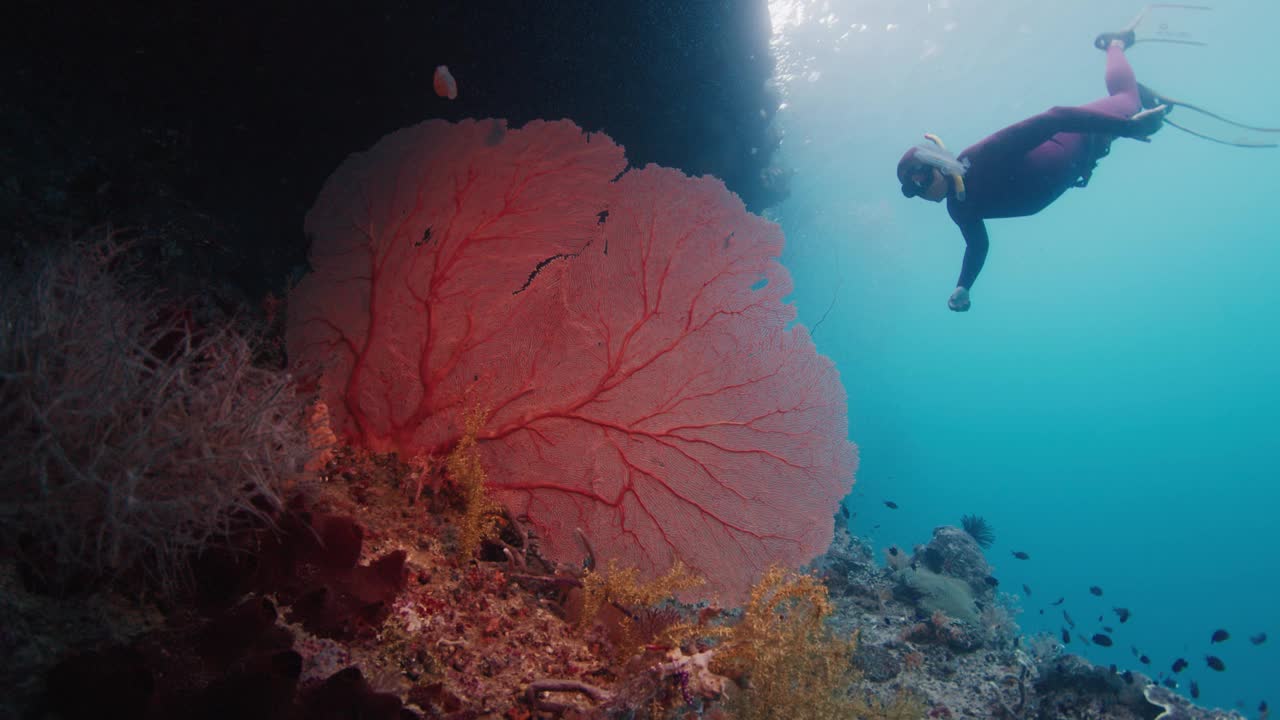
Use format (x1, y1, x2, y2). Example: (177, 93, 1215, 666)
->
(898, 148, 947, 202)
(897, 136, 968, 202)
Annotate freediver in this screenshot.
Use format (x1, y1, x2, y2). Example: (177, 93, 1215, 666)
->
(897, 7, 1277, 313)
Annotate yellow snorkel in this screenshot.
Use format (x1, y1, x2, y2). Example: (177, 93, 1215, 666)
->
(923, 133, 967, 202)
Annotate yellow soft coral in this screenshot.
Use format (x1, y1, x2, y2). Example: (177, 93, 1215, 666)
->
(714, 567, 925, 720)
(305, 400, 339, 473)
(446, 406, 503, 558)
(578, 559, 707, 658)
(580, 559, 705, 622)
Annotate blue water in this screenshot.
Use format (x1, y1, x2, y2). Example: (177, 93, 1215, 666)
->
(765, 0, 1279, 712)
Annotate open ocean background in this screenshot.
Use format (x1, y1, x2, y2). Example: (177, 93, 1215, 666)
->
(766, 0, 1279, 711)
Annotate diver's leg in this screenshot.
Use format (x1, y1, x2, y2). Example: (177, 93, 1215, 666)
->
(1081, 42, 1141, 117)
(1038, 43, 1148, 185)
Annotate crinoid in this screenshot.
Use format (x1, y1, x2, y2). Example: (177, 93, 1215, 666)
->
(960, 514, 995, 549)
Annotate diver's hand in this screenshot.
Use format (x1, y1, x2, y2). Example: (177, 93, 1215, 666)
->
(948, 286, 971, 312)
(1129, 104, 1170, 141)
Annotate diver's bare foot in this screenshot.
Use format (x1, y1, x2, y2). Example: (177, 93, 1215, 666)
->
(1094, 29, 1136, 51)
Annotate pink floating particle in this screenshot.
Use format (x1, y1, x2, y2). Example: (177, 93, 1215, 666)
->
(433, 65, 457, 100)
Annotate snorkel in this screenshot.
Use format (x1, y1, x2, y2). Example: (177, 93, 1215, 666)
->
(915, 134, 968, 201)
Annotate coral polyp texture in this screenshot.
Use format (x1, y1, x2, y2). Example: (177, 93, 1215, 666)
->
(286, 118, 856, 604)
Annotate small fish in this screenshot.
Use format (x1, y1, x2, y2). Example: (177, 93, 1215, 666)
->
(1211, 629, 1230, 644)
(1114, 607, 1131, 623)
(1022, 583, 1032, 596)
(1162, 678, 1178, 689)
(888, 546, 899, 556)
(1089, 585, 1103, 596)
(984, 575, 999, 587)
(1250, 632, 1268, 645)
(1139, 655, 1151, 665)
(1061, 628, 1070, 643)
(1172, 658, 1188, 673)
(1102, 625, 1115, 634)
(1078, 633, 1091, 646)
(1260, 700, 1268, 714)
(1191, 680, 1200, 699)
(1122, 670, 1134, 685)
(1011, 551, 1030, 560)
(1063, 611, 1076, 628)
(1051, 597, 1065, 606)
(1206, 655, 1226, 672)
(883, 500, 899, 509)
(1092, 633, 1114, 647)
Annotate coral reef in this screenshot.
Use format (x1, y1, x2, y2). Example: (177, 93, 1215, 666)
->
(5, 444, 1258, 719)
(0, 233, 1250, 720)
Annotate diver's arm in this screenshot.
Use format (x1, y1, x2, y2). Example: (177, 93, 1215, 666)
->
(956, 218, 989, 290)
(982, 105, 1152, 157)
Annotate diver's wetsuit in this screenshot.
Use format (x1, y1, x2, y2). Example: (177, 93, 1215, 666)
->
(949, 44, 1144, 290)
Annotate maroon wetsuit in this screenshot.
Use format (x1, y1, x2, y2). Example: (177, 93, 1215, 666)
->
(948, 45, 1145, 290)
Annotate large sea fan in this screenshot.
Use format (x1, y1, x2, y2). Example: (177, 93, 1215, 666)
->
(286, 118, 857, 604)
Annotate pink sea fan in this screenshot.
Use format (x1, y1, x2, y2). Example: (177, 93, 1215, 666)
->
(286, 118, 855, 603)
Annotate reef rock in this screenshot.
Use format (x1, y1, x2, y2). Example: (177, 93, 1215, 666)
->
(912, 525, 994, 597)
(1144, 685, 1249, 720)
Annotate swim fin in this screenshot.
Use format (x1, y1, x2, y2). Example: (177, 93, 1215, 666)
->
(1095, 4, 1212, 51)
(1095, 6, 1276, 148)
(1139, 83, 1280, 148)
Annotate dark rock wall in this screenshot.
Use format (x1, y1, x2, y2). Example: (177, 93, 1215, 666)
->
(2, 1, 781, 297)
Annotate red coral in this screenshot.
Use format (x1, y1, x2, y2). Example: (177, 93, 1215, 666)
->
(267, 504, 408, 640)
(194, 498, 407, 640)
(287, 118, 855, 604)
